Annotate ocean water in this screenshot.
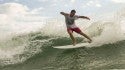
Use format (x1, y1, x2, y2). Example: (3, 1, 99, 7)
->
(1, 4, 125, 70)
(0, 17, 125, 70)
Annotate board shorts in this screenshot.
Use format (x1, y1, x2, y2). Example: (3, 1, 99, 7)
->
(67, 27, 82, 34)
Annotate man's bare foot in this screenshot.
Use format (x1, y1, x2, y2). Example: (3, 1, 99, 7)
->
(73, 42, 76, 46)
(88, 39, 92, 43)
(73, 44, 76, 46)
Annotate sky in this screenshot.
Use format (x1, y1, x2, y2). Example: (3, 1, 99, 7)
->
(0, 0, 125, 17)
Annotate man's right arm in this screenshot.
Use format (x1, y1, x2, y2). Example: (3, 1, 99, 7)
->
(60, 12, 68, 16)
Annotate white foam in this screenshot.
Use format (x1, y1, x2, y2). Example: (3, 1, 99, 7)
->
(87, 20, 125, 47)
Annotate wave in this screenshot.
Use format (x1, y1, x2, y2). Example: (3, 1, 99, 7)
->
(0, 4, 125, 69)
(1, 36, 125, 70)
(0, 26, 124, 67)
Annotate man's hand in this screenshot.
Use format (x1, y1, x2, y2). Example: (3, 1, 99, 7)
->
(60, 12, 68, 16)
(85, 17, 90, 20)
(60, 12, 64, 15)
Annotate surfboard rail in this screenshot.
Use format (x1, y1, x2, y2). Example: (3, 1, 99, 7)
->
(52, 43, 90, 49)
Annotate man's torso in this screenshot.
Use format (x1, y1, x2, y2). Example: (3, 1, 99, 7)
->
(65, 14, 78, 28)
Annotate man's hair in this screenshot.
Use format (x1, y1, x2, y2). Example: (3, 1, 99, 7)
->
(71, 10, 76, 13)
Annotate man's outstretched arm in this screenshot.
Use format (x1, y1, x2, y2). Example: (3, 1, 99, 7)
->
(78, 16, 90, 20)
(60, 12, 68, 16)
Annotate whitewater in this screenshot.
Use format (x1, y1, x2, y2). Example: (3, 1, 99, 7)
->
(0, 3, 125, 70)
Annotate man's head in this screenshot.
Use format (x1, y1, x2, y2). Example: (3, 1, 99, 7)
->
(70, 10, 76, 17)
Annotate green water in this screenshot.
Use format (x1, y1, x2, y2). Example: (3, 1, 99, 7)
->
(0, 33, 125, 70)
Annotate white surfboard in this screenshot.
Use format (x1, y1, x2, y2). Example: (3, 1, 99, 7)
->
(53, 43, 90, 49)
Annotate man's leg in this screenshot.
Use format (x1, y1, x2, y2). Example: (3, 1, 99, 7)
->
(67, 30, 76, 46)
(79, 31, 92, 43)
(73, 28, 92, 43)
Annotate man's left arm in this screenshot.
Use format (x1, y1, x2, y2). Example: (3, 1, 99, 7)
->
(78, 16, 90, 20)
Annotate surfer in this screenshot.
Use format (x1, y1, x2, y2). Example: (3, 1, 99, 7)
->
(60, 10, 92, 46)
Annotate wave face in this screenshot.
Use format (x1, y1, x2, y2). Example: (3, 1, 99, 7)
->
(1, 18, 125, 70)
(0, 34, 125, 70)
(1, 3, 125, 70)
